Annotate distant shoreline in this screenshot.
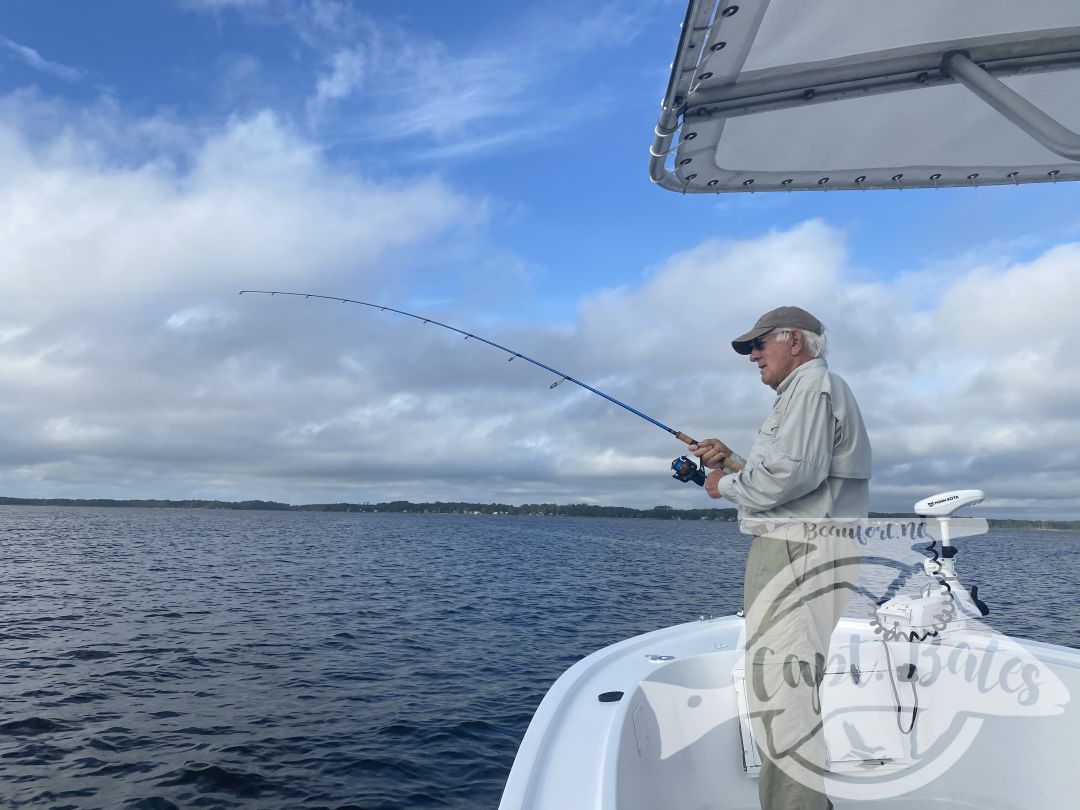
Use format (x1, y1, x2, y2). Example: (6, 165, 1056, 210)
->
(1, 496, 1077, 530)
(0, 496, 738, 521)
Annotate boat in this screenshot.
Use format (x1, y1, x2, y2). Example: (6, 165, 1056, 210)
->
(499, 491, 1079, 807)
(500, 2, 1080, 806)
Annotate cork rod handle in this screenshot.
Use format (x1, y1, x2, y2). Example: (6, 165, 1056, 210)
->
(674, 432, 744, 473)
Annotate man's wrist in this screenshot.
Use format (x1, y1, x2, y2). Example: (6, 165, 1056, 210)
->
(716, 470, 736, 498)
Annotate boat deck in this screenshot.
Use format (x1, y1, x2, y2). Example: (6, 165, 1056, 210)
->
(500, 615, 1080, 809)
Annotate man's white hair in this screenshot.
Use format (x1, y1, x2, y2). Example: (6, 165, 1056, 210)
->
(773, 327, 826, 359)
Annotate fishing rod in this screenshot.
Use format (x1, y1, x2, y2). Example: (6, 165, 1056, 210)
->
(238, 290, 744, 482)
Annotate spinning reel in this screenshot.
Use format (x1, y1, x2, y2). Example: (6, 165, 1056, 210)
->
(671, 455, 707, 486)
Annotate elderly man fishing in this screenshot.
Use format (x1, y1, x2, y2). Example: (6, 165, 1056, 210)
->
(690, 306, 871, 810)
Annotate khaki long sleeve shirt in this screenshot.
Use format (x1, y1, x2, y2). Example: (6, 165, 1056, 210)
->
(717, 358, 871, 519)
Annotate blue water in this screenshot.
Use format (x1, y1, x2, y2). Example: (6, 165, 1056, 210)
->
(1, 506, 1078, 808)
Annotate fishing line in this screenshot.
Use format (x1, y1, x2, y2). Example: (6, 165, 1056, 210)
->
(238, 290, 744, 479)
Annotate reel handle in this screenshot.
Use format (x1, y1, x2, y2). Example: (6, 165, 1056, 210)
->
(675, 432, 744, 473)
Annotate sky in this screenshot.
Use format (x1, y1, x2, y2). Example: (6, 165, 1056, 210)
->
(2, 0, 1080, 517)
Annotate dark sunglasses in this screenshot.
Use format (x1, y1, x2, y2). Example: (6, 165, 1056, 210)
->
(750, 332, 775, 351)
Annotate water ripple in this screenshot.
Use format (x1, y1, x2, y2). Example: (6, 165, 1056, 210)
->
(0, 505, 1076, 807)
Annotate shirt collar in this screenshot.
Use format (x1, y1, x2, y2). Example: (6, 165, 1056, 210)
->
(776, 357, 827, 396)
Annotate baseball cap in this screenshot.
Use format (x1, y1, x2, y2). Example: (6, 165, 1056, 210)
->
(731, 306, 824, 355)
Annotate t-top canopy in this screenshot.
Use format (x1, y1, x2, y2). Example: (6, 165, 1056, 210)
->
(651, 0, 1080, 193)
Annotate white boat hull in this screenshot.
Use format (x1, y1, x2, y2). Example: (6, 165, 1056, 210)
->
(500, 615, 1080, 809)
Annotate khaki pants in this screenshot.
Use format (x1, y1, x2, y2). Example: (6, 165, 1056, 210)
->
(743, 527, 859, 810)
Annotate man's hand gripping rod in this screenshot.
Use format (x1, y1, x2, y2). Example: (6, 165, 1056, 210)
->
(671, 434, 744, 487)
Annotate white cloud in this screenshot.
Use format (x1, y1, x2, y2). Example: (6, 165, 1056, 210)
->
(42, 417, 118, 445)
(334, 218, 1080, 517)
(179, 0, 271, 12)
(0, 36, 86, 83)
(165, 304, 237, 333)
(235, 219, 1080, 518)
(311, 47, 365, 110)
(366, 47, 536, 144)
(0, 93, 488, 500)
(1, 89, 1079, 517)
(341, 2, 655, 158)
(0, 98, 473, 297)
(181, 0, 655, 157)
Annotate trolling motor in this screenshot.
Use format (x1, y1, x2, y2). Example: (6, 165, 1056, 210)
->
(671, 455, 707, 486)
(875, 489, 989, 639)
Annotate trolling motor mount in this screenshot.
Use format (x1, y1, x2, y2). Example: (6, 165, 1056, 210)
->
(671, 455, 707, 486)
(874, 488, 989, 639)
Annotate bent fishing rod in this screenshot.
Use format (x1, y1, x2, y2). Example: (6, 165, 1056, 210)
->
(238, 290, 744, 482)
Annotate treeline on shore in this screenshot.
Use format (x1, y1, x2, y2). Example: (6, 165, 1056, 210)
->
(1, 496, 1078, 529)
(305, 501, 742, 520)
(0, 496, 738, 520)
